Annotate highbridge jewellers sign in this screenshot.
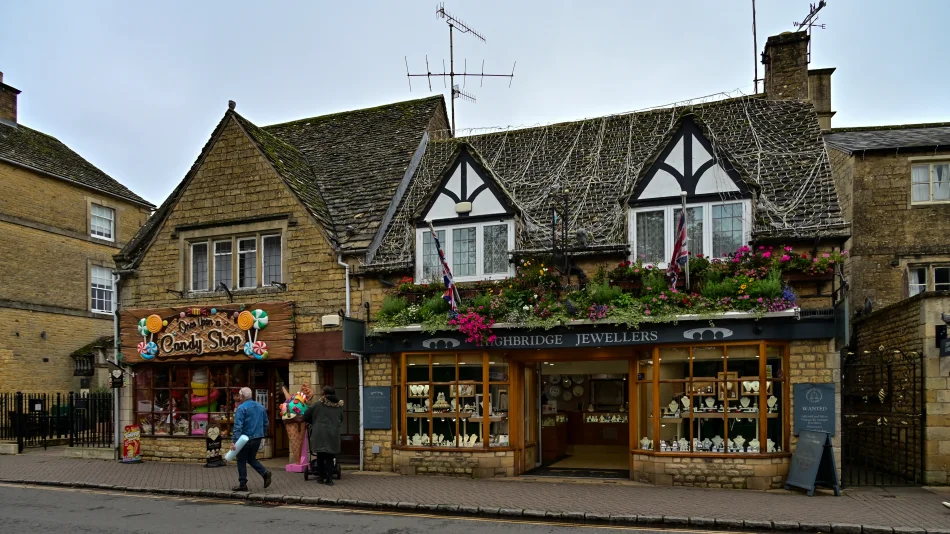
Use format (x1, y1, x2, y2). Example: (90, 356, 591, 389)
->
(367, 315, 835, 353)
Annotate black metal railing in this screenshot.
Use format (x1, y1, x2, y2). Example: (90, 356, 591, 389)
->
(69, 392, 114, 449)
(0, 391, 113, 452)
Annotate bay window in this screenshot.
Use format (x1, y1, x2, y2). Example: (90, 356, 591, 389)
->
(630, 200, 750, 266)
(416, 220, 514, 282)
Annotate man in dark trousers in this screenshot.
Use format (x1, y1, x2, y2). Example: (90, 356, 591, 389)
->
(304, 386, 344, 485)
(230, 387, 272, 491)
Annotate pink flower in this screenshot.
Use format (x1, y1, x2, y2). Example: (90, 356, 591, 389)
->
(763, 252, 771, 259)
(822, 253, 830, 258)
(645, 309, 651, 315)
(758, 246, 765, 250)
(784, 246, 793, 252)
(781, 255, 790, 261)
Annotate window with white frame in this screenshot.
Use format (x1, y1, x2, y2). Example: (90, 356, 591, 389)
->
(262, 235, 282, 285)
(911, 163, 950, 204)
(90, 265, 113, 314)
(214, 240, 232, 289)
(909, 265, 950, 296)
(416, 220, 514, 282)
(187, 233, 282, 292)
(238, 238, 257, 288)
(630, 200, 750, 267)
(90, 204, 115, 241)
(191, 243, 208, 291)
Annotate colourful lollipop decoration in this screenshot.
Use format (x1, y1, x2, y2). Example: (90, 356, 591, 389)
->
(138, 314, 165, 358)
(251, 340, 268, 360)
(243, 341, 255, 357)
(137, 318, 150, 336)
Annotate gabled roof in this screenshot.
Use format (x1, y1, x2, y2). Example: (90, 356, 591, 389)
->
(117, 96, 447, 268)
(263, 96, 447, 252)
(824, 122, 950, 153)
(369, 95, 847, 268)
(0, 121, 152, 207)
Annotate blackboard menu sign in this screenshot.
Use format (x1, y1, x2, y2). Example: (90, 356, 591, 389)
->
(363, 386, 392, 430)
(785, 430, 840, 496)
(794, 383, 836, 436)
(204, 425, 225, 468)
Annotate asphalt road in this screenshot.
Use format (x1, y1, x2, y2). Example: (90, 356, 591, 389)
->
(0, 483, 746, 534)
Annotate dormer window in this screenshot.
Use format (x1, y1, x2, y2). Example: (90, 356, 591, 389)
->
(415, 144, 516, 282)
(629, 118, 751, 266)
(417, 221, 514, 282)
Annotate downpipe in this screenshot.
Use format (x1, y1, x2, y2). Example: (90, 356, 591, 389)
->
(111, 272, 121, 460)
(337, 255, 365, 471)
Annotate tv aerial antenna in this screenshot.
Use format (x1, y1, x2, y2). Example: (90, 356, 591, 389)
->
(405, 3, 516, 134)
(793, 0, 827, 63)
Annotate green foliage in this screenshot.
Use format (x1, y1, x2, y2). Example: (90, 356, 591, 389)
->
(420, 296, 450, 319)
(472, 292, 493, 311)
(379, 295, 407, 318)
(641, 270, 668, 295)
(701, 277, 737, 301)
(747, 269, 783, 299)
(612, 291, 636, 308)
(588, 282, 622, 305)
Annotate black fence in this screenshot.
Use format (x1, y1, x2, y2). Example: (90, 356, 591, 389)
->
(0, 392, 113, 453)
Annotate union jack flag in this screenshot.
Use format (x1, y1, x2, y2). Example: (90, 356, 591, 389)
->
(427, 222, 460, 315)
(668, 209, 689, 287)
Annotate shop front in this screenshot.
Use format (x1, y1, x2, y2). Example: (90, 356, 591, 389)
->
(369, 310, 836, 489)
(119, 301, 295, 461)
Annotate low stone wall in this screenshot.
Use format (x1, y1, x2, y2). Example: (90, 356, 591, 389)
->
(394, 448, 515, 478)
(139, 437, 206, 462)
(632, 454, 789, 490)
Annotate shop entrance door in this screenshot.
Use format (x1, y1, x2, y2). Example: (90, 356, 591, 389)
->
(525, 358, 632, 478)
(326, 359, 360, 464)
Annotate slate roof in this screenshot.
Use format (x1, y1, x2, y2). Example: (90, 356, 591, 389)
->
(824, 122, 950, 153)
(116, 96, 446, 267)
(369, 95, 848, 268)
(263, 95, 446, 251)
(0, 121, 152, 206)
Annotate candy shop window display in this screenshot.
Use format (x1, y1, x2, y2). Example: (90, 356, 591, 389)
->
(134, 364, 242, 438)
(637, 342, 789, 456)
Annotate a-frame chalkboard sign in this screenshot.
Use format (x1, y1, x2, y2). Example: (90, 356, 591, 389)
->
(785, 430, 840, 496)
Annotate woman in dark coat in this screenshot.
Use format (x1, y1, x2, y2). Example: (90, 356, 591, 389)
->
(303, 386, 344, 485)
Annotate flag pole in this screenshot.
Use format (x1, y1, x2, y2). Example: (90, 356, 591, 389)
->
(681, 191, 689, 291)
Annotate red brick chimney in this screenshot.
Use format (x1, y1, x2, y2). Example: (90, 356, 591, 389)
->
(0, 71, 21, 124)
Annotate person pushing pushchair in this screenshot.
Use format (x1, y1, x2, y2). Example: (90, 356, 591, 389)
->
(303, 385, 344, 485)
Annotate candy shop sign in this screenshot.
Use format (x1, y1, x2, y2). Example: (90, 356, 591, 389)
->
(135, 307, 271, 360)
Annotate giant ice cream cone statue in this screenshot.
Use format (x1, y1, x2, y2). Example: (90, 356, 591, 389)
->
(281, 383, 312, 470)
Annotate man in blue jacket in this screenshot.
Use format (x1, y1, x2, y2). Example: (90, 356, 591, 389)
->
(230, 387, 271, 491)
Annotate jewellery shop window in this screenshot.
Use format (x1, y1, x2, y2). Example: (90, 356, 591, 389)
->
(636, 343, 787, 455)
(399, 353, 510, 449)
(134, 365, 247, 438)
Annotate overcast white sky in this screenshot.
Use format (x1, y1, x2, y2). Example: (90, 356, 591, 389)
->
(3, 1, 948, 205)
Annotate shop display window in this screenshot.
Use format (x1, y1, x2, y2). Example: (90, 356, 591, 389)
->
(637, 342, 788, 455)
(397, 352, 510, 449)
(134, 363, 269, 438)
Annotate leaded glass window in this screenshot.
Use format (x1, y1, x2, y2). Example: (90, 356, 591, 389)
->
(422, 230, 446, 282)
(452, 227, 477, 277)
(712, 203, 743, 258)
(483, 224, 508, 274)
(636, 211, 665, 264)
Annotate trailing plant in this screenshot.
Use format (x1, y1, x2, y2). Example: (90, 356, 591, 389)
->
(449, 310, 496, 346)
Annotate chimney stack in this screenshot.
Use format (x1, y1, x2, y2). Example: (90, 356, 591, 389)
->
(762, 31, 810, 100)
(762, 32, 835, 129)
(808, 68, 836, 130)
(0, 71, 21, 125)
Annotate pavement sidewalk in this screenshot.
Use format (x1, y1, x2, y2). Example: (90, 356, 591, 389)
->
(1, 450, 949, 533)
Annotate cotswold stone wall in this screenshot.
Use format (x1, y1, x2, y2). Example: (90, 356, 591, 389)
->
(394, 449, 516, 478)
(633, 454, 788, 490)
(139, 437, 206, 462)
(788, 338, 842, 475)
(362, 355, 394, 472)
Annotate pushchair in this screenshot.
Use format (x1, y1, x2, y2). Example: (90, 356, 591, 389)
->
(302, 422, 342, 481)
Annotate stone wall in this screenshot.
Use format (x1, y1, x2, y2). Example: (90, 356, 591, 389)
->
(362, 354, 394, 472)
(788, 338, 842, 473)
(139, 437, 206, 462)
(394, 448, 516, 478)
(831, 147, 950, 313)
(632, 454, 788, 490)
(119, 116, 346, 338)
(853, 292, 950, 484)
(0, 308, 112, 392)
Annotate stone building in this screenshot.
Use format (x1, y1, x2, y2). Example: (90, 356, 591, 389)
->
(0, 71, 153, 393)
(113, 96, 449, 461)
(825, 123, 950, 313)
(114, 30, 851, 490)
